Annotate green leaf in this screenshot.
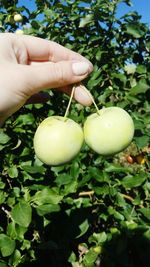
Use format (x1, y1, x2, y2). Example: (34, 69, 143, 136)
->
(136, 65, 147, 74)
(126, 23, 144, 38)
(76, 219, 89, 238)
(0, 180, 5, 189)
(0, 262, 8, 267)
(14, 113, 35, 126)
(88, 167, 103, 181)
(94, 185, 109, 195)
(139, 208, 150, 220)
(122, 174, 146, 188)
(63, 180, 78, 195)
(116, 193, 126, 207)
(0, 129, 10, 144)
(55, 173, 73, 186)
(83, 247, 99, 267)
(7, 221, 27, 240)
(87, 76, 103, 88)
(105, 163, 132, 173)
(79, 14, 93, 28)
(0, 234, 15, 257)
(114, 211, 124, 221)
(113, 73, 127, 85)
(7, 165, 18, 178)
(9, 249, 22, 267)
(36, 204, 60, 216)
(51, 165, 65, 174)
(70, 161, 80, 179)
(130, 79, 150, 95)
(135, 135, 149, 148)
(11, 201, 32, 227)
(90, 232, 107, 244)
(21, 165, 45, 174)
(68, 251, 77, 263)
(32, 187, 63, 205)
(108, 206, 124, 220)
(0, 191, 6, 204)
(144, 228, 150, 239)
(31, 20, 39, 29)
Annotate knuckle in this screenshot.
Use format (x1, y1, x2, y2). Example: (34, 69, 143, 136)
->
(54, 63, 68, 85)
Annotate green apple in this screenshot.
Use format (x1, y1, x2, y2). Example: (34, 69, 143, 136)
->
(83, 107, 134, 155)
(14, 14, 23, 22)
(34, 116, 84, 166)
(15, 29, 24, 35)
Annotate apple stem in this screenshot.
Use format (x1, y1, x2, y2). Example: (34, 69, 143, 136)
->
(64, 85, 76, 120)
(80, 84, 100, 115)
(64, 83, 100, 120)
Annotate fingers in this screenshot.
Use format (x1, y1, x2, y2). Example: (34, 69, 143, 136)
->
(25, 86, 93, 107)
(20, 36, 93, 106)
(22, 60, 93, 95)
(21, 35, 93, 66)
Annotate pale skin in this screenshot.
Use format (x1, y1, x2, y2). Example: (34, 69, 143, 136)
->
(0, 33, 93, 126)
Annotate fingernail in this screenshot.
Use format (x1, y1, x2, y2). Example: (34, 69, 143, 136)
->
(74, 85, 92, 106)
(72, 62, 91, 76)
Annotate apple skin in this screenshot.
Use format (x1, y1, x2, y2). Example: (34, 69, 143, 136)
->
(14, 14, 23, 22)
(83, 107, 134, 155)
(34, 116, 84, 166)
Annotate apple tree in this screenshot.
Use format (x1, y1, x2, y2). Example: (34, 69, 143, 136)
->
(0, 0, 150, 267)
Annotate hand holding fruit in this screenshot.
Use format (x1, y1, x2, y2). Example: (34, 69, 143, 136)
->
(0, 33, 93, 126)
(0, 33, 134, 163)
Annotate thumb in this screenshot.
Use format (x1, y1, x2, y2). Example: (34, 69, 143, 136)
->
(22, 60, 93, 96)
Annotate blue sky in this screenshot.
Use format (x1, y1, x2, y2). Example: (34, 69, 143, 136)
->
(118, 0, 150, 24)
(18, 0, 150, 25)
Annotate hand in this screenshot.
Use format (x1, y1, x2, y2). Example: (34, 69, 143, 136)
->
(0, 33, 93, 126)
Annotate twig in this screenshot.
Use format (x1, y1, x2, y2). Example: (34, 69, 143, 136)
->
(121, 193, 134, 202)
(79, 190, 94, 197)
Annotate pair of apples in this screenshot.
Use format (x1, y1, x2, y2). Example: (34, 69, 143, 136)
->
(34, 106, 134, 166)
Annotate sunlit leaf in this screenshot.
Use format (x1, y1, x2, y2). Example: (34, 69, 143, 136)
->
(0, 234, 15, 257)
(0, 130, 10, 144)
(122, 174, 146, 188)
(76, 219, 89, 238)
(32, 188, 63, 205)
(11, 201, 32, 228)
(126, 23, 144, 38)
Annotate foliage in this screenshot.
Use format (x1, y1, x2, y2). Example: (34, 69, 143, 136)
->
(0, 0, 150, 266)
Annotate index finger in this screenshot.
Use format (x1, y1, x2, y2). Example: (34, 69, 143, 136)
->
(21, 35, 92, 66)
